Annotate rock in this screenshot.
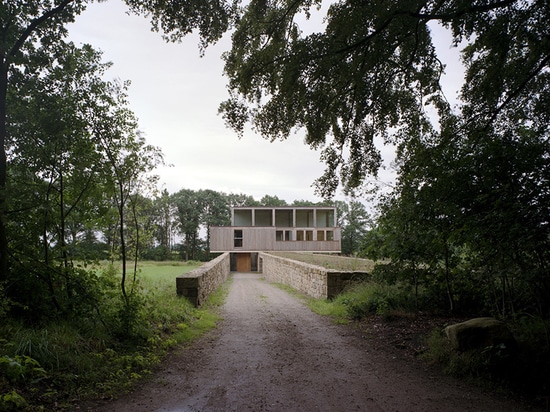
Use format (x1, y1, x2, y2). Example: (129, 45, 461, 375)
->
(444, 317, 516, 352)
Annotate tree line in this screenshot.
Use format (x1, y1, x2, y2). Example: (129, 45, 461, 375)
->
(70, 188, 369, 263)
(2, 0, 548, 328)
(2, 1, 548, 405)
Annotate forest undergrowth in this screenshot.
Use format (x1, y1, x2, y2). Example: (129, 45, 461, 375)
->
(0, 261, 228, 411)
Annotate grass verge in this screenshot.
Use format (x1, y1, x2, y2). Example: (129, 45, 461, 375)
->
(0, 261, 230, 411)
(275, 278, 549, 407)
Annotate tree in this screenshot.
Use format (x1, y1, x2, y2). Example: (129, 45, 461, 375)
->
(259, 194, 287, 206)
(6, 41, 122, 317)
(198, 189, 231, 256)
(340, 200, 371, 256)
(148, 189, 177, 260)
(94, 81, 163, 302)
(217, 0, 549, 316)
(226, 192, 259, 207)
(1, 0, 237, 293)
(4, 37, 163, 319)
(219, 0, 549, 198)
(365, 119, 550, 314)
(173, 189, 202, 261)
(0, 0, 88, 282)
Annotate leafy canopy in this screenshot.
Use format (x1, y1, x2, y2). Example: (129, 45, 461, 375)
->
(219, 0, 550, 197)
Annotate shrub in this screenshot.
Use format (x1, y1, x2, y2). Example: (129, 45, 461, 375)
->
(335, 280, 425, 320)
(335, 282, 393, 319)
(0, 355, 47, 384)
(0, 390, 28, 411)
(425, 316, 550, 401)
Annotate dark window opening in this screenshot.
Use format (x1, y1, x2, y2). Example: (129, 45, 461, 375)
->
(234, 229, 243, 247)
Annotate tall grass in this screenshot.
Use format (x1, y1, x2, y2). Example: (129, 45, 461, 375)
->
(0, 261, 228, 411)
(331, 281, 421, 320)
(276, 279, 420, 322)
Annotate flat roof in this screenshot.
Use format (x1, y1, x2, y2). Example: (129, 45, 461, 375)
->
(232, 206, 336, 209)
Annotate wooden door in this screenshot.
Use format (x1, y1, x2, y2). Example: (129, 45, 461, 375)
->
(236, 253, 251, 272)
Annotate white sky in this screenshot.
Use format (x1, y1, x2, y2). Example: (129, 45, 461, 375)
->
(67, 0, 462, 204)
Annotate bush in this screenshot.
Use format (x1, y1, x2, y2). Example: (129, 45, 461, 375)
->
(335, 282, 402, 319)
(0, 355, 47, 384)
(425, 316, 550, 401)
(0, 260, 222, 410)
(0, 390, 28, 411)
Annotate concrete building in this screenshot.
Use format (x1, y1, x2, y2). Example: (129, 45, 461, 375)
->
(210, 206, 341, 272)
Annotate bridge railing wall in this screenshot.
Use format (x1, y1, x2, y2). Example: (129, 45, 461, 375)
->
(176, 252, 230, 306)
(259, 252, 370, 299)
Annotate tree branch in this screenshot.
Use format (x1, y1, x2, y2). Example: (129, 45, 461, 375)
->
(8, 0, 76, 63)
(487, 53, 550, 126)
(410, 0, 520, 22)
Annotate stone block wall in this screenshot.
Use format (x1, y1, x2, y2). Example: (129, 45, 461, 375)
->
(260, 252, 370, 299)
(326, 271, 371, 299)
(176, 252, 230, 306)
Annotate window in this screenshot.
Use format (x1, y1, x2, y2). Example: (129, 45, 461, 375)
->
(317, 230, 325, 241)
(306, 230, 313, 241)
(326, 230, 334, 241)
(316, 209, 335, 227)
(275, 209, 293, 227)
(296, 230, 304, 241)
(234, 230, 243, 247)
(277, 230, 293, 241)
(255, 209, 272, 226)
(296, 209, 314, 227)
(234, 210, 252, 226)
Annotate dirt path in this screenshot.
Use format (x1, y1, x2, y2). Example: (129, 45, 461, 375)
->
(78, 273, 532, 412)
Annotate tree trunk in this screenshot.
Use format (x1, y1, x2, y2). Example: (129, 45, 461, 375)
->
(444, 240, 455, 312)
(118, 182, 127, 303)
(0, 62, 8, 283)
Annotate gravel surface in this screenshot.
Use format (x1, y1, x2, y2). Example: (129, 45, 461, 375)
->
(76, 273, 535, 412)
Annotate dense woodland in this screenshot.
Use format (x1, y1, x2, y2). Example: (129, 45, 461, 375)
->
(1, 0, 549, 408)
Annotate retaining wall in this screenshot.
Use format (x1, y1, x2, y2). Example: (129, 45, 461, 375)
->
(259, 252, 370, 299)
(176, 252, 230, 306)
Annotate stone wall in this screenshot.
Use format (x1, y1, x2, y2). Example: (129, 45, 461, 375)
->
(260, 252, 370, 299)
(176, 252, 230, 306)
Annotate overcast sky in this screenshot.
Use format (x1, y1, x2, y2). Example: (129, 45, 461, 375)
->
(67, 0, 462, 204)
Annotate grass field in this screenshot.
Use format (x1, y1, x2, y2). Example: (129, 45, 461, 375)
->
(124, 260, 202, 288)
(270, 252, 375, 272)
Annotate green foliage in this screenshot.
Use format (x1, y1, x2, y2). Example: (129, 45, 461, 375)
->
(336, 282, 394, 319)
(306, 298, 348, 324)
(273, 282, 349, 324)
(317, 279, 419, 320)
(0, 282, 12, 322)
(125, 0, 236, 48)
(220, 0, 549, 198)
(340, 200, 372, 256)
(0, 390, 28, 412)
(215, 0, 550, 323)
(0, 261, 226, 410)
(0, 355, 47, 384)
(425, 316, 550, 400)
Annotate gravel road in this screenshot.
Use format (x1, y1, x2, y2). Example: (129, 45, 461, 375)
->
(78, 273, 532, 412)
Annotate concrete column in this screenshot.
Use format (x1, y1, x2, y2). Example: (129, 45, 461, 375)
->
(313, 209, 317, 228)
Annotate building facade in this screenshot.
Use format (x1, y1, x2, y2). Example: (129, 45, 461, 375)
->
(210, 206, 341, 271)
